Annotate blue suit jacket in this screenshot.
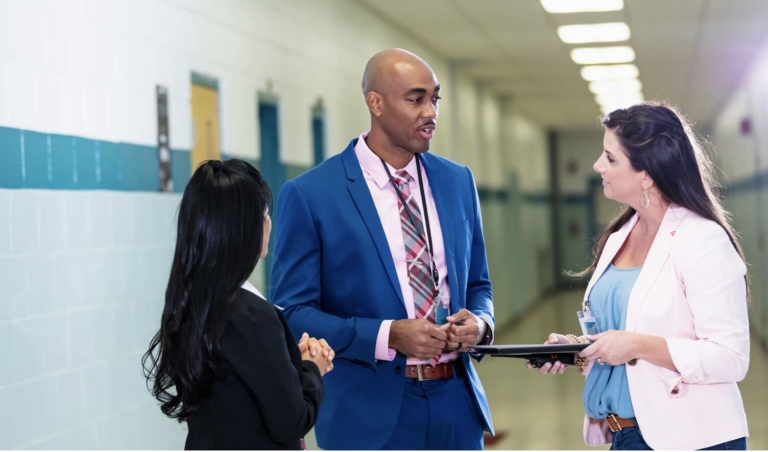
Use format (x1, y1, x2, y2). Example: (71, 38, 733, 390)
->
(270, 139, 494, 449)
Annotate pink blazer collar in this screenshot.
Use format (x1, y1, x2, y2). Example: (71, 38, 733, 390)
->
(582, 204, 690, 331)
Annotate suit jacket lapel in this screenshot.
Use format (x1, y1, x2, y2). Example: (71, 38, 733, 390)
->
(341, 142, 406, 309)
(421, 157, 459, 312)
(625, 205, 688, 331)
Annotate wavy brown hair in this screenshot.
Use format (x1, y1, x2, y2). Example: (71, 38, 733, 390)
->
(575, 102, 746, 285)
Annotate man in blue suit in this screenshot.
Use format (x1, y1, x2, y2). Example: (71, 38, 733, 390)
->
(271, 48, 495, 450)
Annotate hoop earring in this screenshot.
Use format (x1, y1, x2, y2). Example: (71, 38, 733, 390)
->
(641, 190, 650, 208)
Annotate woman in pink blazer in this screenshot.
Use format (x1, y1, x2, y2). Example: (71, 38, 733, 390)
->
(530, 103, 750, 450)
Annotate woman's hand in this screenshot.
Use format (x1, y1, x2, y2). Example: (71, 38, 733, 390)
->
(299, 333, 335, 376)
(579, 330, 641, 366)
(525, 333, 569, 375)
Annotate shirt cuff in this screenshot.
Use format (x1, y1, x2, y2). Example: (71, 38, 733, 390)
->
(375, 320, 396, 361)
(480, 316, 494, 345)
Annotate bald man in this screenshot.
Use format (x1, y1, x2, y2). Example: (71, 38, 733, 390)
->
(271, 49, 495, 450)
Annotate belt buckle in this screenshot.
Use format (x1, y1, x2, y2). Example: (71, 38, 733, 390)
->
(416, 364, 425, 381)
(607, 414, 622, 432)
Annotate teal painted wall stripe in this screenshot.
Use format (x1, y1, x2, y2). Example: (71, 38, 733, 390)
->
(171, 150, 191, 193)
(562, 193, 591, 204)
(522, 192, 552, 203)
(725, 172, 768, 193)
(477, 187, 508, 202)
(0, 126, 191, 192)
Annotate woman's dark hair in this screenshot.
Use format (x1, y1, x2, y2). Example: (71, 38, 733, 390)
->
(576, 102, 747, 282)
(142, 159, 272, 421)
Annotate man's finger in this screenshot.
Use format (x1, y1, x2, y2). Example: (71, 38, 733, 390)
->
(537, 362, 553, 375)
(447, 330, 477, 341)
(423, 337, 447, 350)
(449, 324, 479, 338)
(446, 309, 471, 323)
(427, 326, 448, 341)
(450, 334, 478, 345)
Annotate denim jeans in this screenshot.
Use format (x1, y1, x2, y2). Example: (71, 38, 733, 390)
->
(609, 423, 746, 450)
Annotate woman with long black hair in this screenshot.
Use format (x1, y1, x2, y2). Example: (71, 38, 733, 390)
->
(142, 159, 333, 450)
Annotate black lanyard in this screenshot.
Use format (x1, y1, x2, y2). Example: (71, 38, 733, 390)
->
(381, 155, 440, 290)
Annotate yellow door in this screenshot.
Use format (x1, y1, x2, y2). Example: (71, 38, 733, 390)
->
(191, 83, 221, 170)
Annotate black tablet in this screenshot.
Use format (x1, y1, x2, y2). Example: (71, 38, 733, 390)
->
(466, 343, 588, 355)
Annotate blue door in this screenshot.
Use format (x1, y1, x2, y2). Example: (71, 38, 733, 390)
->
(312, 108, 325, 166)
(258, 98, 284, 285)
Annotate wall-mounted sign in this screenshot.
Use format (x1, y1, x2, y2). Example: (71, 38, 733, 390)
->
(157, 85, 173, 192)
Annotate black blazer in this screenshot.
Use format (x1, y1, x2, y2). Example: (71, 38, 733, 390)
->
(185, 289, 324, 450)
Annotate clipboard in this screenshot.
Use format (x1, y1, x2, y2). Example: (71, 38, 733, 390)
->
(466, 343, 588, 367)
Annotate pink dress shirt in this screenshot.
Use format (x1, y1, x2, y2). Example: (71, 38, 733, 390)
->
(354, 133, 458, 365)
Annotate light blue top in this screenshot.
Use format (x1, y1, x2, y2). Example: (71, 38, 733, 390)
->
(583, 263, 642, 420)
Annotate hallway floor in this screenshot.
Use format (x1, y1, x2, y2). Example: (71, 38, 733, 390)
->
(479, 290, 768, 450)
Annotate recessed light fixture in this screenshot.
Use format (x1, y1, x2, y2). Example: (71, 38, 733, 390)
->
(541, 0, 624, 13)
(589, 79, 643, 94)
(557, 23, 630, 44)
(571, 46, 635, 65)
(581, 64, 639, 81)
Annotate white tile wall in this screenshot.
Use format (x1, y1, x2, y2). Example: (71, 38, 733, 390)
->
(0, 0, 22, 64)
(10, 191, 40, 254)
(0, 61, 9, 126)
(0, 320, 13, 387)
(0, 191, 10, 255)
(0, 189, 185, 449)
(5, 62, 36, 130)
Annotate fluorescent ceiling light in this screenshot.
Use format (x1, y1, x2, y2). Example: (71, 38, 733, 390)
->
(571, 46, 635, 65)
(589, 79, 643, 94)
(595, 92, 644, 106)
(581, 64, 639, 81)
(541, 0, 624, 13)
(557, 23, 630, 44)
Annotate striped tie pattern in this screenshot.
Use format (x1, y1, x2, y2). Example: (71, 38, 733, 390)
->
(392, 170, 440, 365)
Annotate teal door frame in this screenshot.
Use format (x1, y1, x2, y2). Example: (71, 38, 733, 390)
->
(312, 104, 326, 166)
(258, 92, 285, 288)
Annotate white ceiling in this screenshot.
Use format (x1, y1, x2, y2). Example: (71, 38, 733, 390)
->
(358, 0, 768, 131)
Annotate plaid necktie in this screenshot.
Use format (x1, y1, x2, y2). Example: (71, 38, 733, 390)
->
(392, 170, 440, 365)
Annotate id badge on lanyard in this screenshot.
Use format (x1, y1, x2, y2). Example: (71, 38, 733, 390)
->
(423, 266, 449, 325)
(577, 310, 600, 341)
(434, 289, 449, 325)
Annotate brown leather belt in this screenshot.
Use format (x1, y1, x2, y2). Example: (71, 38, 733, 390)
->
(606, 414, 636, 432)
(405, 363, 454, 380)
